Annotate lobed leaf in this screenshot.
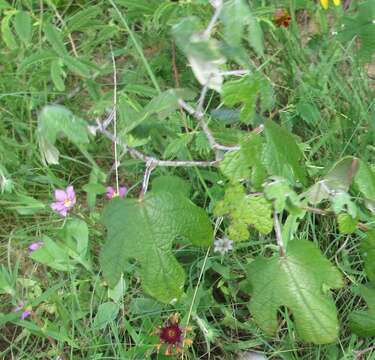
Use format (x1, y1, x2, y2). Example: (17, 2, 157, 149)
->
(244, 240, 343, 344)
(100, 188, 213, 303)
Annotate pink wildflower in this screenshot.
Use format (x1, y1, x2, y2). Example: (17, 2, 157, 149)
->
(28, 241, 44, 253)
(50, 185, 76, 217)
(106, 186, 127, 200)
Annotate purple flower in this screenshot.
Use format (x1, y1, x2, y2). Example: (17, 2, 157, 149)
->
(28, 241, 44, 253)
(51, 185, 76, 217)
(13, 303, 31, 320)
(106, 186, 127, 200)
(20, 309, 31, 320)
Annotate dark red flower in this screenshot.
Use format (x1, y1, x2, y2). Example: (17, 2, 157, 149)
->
(273, 9, 292, 28)
(159, 323, 183, 345)
(154, 313, 193, 356)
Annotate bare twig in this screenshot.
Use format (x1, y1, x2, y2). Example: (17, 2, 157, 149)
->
(220, 70, 250, 76)
(202, 0, 223, 40)
(304, 206, 369, 232)
(274, 211, 286, 257)
(354, 346, 375, 359)
(100, 129, 219, 168)
(178, 99, 240, 153)
(110, 42, 120, 194)
(139, 160, 157, 199)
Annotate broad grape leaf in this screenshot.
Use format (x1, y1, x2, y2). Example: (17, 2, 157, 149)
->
(338, 0, 375, 62)
(349, 283, 375, 337)
(222, 74, 271, 124)
(151, 175, 191, 198)
(244, 240, 343, 344)
(219, 133, 266, 187)
(264, 121, 307, 186)
(100, 190, 213, 303)
(37, 105, 89, 165)
(360, 230, 375, 282)
(214, 184, 272, 241)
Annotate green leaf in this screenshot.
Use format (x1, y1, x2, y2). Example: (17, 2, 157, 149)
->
(214, 184, 272, 241)
(349, 283, 375, 337)
(172, 17, 225, 91)
(63, 219, 89, 258)
(30, 236, 74, 271)
(305, 157, 358, 205)
(1, 13, 17, 49)
(264, 177, 303, 216)
(338, 0, 375, 62)
(151, 175, 191, 198)
(264, 120, 307, 186)
(222, 73, 273, 124)
(0, 266, 14, 296)
(330, 191, 357, 219)
(37, 105, 89, 165)
(0, 0, 10, 9)
(222, 75, 260, 124)
(44, 23, 68, 57)
(50, 60, 65, 91)
(219, 133, 265, 185)
(354, 160, 375, 213)
(100, 191, 213, 303)
(360, 230, 375, 282)
(93, 302, 120, 330)
(220, 0, 250, 47)
(244, 240, 344, 344)
(337, 213, 358, 234)
(247, 13, 264, 57)
(63, 55, 91, 77)
(14, 11, 32, 44)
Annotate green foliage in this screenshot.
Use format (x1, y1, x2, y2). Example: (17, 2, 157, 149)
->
(338, 0, 375, 62)
(222, 74, 272, 124)
(37, 105, 89, 165)
(151, 175, 191, 197)
(93, 302, 120, 330)
(221, 0, 250, 47)
(264, 177, 303, 215)
(214, 184, 272, 241)
(349, 284, 375, 337)
(244, 240, 344, 344)
(360, 231, 375, 282)
(219, 133, 265, 186)
(337, 213, 358, 234)
(100, 187, 213, 303)
(264, 120, 307, 186)
(172, 17, 225, 91)
(14, 11, 32, 45)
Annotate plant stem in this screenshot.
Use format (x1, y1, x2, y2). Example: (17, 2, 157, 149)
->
(274, 211, 286, 256)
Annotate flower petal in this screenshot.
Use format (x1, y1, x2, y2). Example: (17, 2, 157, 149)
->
(106, 187, 115, 199)
(66, 185, 75, 202)
(54, 189, 67, 202)
(28, 241, 44, 252)
(20, 310, 31, 320)
(51, 202, 65, 212)
(119, 186, 127, 198)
